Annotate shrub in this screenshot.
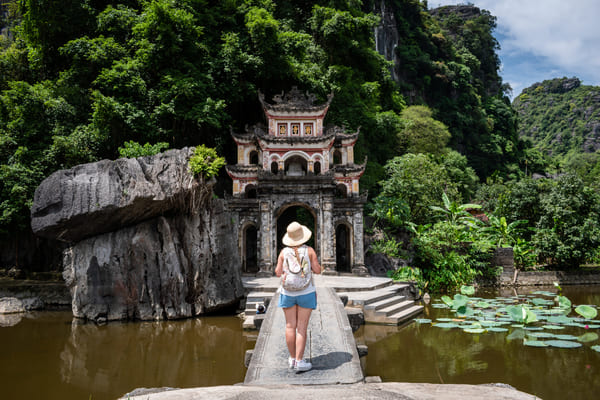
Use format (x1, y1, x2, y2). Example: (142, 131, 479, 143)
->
(188, 144, 225, 180)
(118, 140, 169, 158)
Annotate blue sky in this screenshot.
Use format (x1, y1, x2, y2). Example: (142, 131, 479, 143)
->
(429, 0, 600, 98)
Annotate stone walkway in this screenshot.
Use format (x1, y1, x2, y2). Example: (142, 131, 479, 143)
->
(244, 286, 363, 385)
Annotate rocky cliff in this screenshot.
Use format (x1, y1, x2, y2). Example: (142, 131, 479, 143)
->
(513, 77, 600, 155)
(31, 148, 243, 322)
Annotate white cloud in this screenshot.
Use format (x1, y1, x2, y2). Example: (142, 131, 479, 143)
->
(429, 0, 600, 95)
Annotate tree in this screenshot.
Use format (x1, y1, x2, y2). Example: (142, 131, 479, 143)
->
(377, 153, 461, 226)
(532, 174, 600, 267)
(398, 105, 451, 156)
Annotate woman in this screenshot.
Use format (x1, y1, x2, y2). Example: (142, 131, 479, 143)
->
(275, 221, 322, 372)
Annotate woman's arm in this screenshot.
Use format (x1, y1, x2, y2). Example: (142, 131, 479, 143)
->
(308, 247, 322, 274)
(275, 251, 285, 277)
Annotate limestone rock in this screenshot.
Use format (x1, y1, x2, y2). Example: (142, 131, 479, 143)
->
(31, 148, 197, 242)
(0, 296, 43, 314)
(62, 200, 243, 322)
(0, 297, 25, 314)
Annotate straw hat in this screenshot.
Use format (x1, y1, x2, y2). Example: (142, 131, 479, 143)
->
(282, 222, 312, 246)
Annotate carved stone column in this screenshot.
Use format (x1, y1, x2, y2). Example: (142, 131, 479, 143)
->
(321, 200, 337, 275)
(351, 211, 369, 276)
(257, 200, 273, 276)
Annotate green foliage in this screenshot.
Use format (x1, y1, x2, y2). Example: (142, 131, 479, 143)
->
(371, 233, 404, 258)
(398, 105, 451, 156)
(377, 153, 461, 225)
(430, 192, 481, 226)
(370, 194, 410, 229)
(118, 141, 169, 158)
(188, 145, 225, 180)
(532, 174, 600, 267)
(478, 215, 528, 248)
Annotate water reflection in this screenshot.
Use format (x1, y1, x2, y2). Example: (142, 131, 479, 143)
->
(60, 316, 254, 398)
(0, 312, 253, 400)
(358, 285, 600, 399)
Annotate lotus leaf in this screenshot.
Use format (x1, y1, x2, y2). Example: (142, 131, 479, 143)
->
(554, 334, 578, 340)
(547, 315, 573, 325)
(545, 340, 582, 348)
(542, 325, 565, 330)
(523, 327, 543, 331)
(577, 333, 599, 343)
(575, 305, 598, 320)
(531, 298, 554, 306)
(441, 295, 453, 308)
(434, 322, 461, 328)
(506, 304, 538, 324)
(453, 294, 469, 309)
(556, 295, 572, 309)
(532, 291, 556, 297)
(460, 285, 475, 296)
(524, 340, 549, 347)
(592, 345, 600, 352)
(464, 328, 486, 334)
(415, 319, 432, 324)
(436, 318, 454, 322)
(487, 327, 508, 332)
(475, 301, 492, 309)
(456, 306, 474, 317)
(527, 332, 555, 338)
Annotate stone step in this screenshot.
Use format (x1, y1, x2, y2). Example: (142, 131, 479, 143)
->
(386, 305, 424, 324)
(363, 295, 407, 311)
(373, 299, 414, 317)
(346, 287, 400, 307)
(246, 291, 276, 303)
(366, 304, 423, 325)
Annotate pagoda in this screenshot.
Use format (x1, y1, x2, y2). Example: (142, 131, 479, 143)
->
(226, 87, 368, 276)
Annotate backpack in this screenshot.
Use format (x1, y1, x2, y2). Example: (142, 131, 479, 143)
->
(281, 246, 312, 291)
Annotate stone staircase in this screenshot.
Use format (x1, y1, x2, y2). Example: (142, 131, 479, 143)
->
(241, 277, 424, 328)
(340, 284, 423, 325)
(242, 290, 276, 330)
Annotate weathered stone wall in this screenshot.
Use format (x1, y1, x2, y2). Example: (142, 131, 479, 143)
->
(512, 270, 600, 286)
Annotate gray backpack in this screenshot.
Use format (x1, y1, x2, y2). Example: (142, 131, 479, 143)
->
(282, 246, 312, 291)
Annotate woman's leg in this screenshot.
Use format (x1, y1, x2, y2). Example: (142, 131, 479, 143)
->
(283, 305, 298, 358)
(294, 306, 313, 361)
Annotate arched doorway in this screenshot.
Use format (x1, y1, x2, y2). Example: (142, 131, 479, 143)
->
(335, 223, 352, 273)
(243, 224, 258, 274)
(276, 204, 316, 257)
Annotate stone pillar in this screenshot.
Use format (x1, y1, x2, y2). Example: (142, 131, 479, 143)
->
(321, 200, 337, 275)
(257, 201, 273, 276)
(351, 211, 369, 276)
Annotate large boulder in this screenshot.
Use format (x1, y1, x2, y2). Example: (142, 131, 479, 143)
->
(31, 148, 196, 242)
(63, 199, 243, 322)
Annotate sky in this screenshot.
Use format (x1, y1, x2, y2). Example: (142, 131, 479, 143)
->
(429, 0, 600, 98)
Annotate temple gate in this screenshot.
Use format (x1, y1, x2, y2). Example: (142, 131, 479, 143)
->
(226, 88, 368, 276)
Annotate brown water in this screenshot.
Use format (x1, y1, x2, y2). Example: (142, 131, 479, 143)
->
(356, 285, 600, 400)
(2, 285, 600, 399)
(0, 312, 254, 400)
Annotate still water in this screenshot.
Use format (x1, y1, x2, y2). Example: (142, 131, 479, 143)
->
(0, 312, 255, 400)
(356, 285, 600, 400)
(1, 285, 600, 399)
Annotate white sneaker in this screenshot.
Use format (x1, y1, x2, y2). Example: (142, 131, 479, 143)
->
(288, 357, 296, 369)
(295, 359, 312, 372)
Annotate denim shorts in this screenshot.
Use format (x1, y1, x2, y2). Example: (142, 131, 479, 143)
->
(278, 291, 317, 309)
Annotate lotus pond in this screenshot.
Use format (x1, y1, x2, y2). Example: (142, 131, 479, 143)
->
(355, 284, 600, 400)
